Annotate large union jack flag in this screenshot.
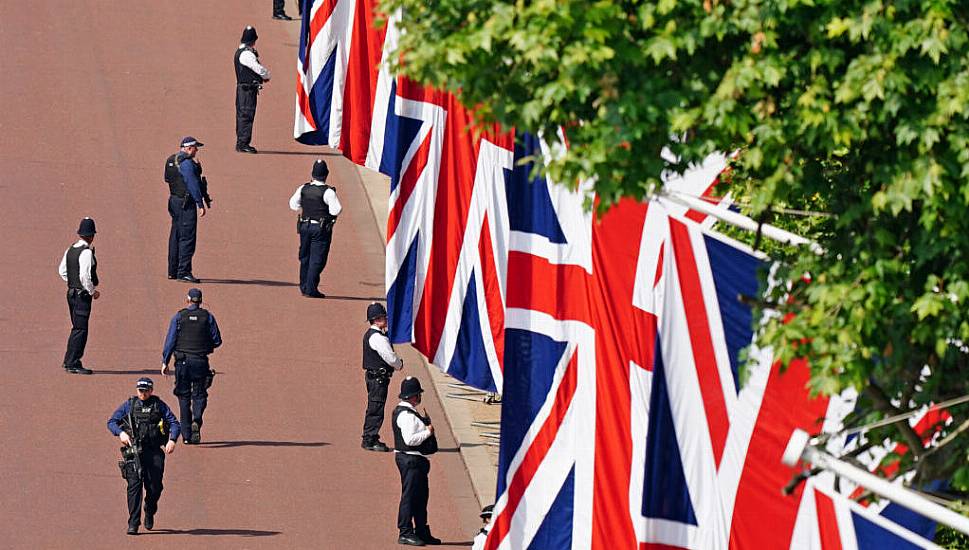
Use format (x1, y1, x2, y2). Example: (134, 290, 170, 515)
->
(295, 1, 939, 547)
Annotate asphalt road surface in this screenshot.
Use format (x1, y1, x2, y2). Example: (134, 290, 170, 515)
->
(0, 2, 480, 548)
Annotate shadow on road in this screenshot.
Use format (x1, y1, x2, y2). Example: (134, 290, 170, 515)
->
(149, 528, 281, 537)
(94, 369, 159, 375)
(256, 149, 340, 156)
(198, 440, 330, 448)
(325, 294, 386, 302)
(439, 542, 474, 547)
(201, 278, 298, 287)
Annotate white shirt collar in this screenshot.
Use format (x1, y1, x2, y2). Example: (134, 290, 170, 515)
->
(397, 401, 416, 410)
(370, 323, 387, 333)
(73, 239, 89, 248)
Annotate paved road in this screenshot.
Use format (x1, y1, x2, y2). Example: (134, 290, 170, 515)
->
(0, 2, 479, 548)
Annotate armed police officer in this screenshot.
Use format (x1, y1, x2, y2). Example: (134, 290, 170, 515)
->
(361, 302, 403, 452)
(288, 159, 342, 298)
(393, 377, 441, 546)
(235, 26, 271, 153)
(107, 377, 180, 535)
(161, 288, 222, 444)
(58, 217, 100, 375)
(164, 137, 210, 283)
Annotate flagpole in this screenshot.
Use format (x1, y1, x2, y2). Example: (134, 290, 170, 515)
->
(661, 190, 824, 254)
(783, 429, 969, 536)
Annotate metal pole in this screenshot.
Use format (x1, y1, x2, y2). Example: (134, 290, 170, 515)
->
(783, 429, 969, 536)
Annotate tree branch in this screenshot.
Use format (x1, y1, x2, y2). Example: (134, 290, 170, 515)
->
(864, 381, 925, 458)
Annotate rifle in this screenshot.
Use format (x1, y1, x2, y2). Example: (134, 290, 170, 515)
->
(117, 398, 142, 480)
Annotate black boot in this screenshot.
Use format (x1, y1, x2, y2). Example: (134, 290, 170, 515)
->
(398, 533, 425, 546)
(416, 525, 441, 545)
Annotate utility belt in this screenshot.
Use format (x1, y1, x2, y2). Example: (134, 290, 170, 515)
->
(365, 367, 392, 380)
(174, 353, 216, 388)
(238, 81, 263, 92)
(299, 216, 335, 225)
(67, 287, 90, 297)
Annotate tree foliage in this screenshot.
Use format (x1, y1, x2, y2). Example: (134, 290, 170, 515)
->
(381, 0, 969, 497)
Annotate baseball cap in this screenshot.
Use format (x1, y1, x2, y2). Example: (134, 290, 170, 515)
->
(136, 377, 154, 390)
(180, 136, 204, 148)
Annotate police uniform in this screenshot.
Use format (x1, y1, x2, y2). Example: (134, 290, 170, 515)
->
(235, 26, 270, 153)
(164, 137, 209, 282)
(107, 377, 181, 535)
(57, 217, 99, 375)
(161, 288, 222, 444)
(393, 377, 441, 546)
(288, 159, 342, 298)
(361, 302, 402, 451)
(272, 0, 293, 19)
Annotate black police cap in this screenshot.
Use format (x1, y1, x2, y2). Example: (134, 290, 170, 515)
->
(399, 376, 424, 399)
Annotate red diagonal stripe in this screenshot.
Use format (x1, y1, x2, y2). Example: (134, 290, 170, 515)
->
(478, 214, 505, 371)
(506, 251, 592, 324)
(484, 352, 579, 550)
(669, 219, 729, 467)
(386, 130, 432, 239)
(814, 489, 844, 550)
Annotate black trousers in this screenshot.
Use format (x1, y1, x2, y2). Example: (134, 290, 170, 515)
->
(126, 448, 165, 528)
(273, 0, 286, 15)
(167, 196, 198, 278)
(236, 86, 258, 147)
(362, 372, 390, 443)
(174, 354, 210, 434)
(298, 221, 334, 295)
(396, 453, 430, 536)
(63, 288, 93, 369)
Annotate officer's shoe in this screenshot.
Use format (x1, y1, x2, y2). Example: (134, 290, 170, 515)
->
(302, 291, 326, 299)
(363, 440, 391, 452)
(235, 145, 258, 154)
(69, 366, 94, 375)
(416, 526, 442, 545)
(179, 275, 201, 284)
(190, 422, 201, 444)
(126, 524, 139, 536)
(398, 533, 426, 546)
(273, 13, 293, 20)
(144, 513, 154, 531)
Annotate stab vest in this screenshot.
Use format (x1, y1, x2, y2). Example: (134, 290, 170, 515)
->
(234, 46, 263, 85)
(175, 307, 213, 356)
(164, 152, 194, 198)
(66, 244, 98, 289)
(392, 405, 438, 455)
(362, 327, 392, 371)
(299, 183, 334, 222)
(128, 396, 166, 447)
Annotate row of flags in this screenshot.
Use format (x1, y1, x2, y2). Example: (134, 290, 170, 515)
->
(294, 1, 941, 548)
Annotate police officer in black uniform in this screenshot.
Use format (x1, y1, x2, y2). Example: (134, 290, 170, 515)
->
(361, 302, 403, 451)
(235, 26, 271, 153)
(289, 159, 343, 298)
(164, 137, 210, 283)
(58, 217, 100, 374)
(392, 377, 441, 546)
(161, 288, 223, 444)
(107, 377, 180, 535)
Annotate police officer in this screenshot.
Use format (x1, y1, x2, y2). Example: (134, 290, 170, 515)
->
(164, 137, 209, 283)
(107, 377, 180, 535)
(235, 26, 271, 153)
(58, 217, 100, 375)
(393, 376, 441, 546)
(361, 302, 403, 451)
(161, 288, 222, 444)
(288, 159, 342, 298)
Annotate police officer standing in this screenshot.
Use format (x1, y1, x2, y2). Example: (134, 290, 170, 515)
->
(361, 302, 402, 452)
(393, 376, 441, 546)
(288, 159, 342, 298)
(58, 217, 99, 375)
(161, 288, 222, 444)
(107, 377, 180, 535)
(235, 26, 271, 153)
(164, 137, 209, 283)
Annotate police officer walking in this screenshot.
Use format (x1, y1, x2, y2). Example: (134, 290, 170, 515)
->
(393, 376, 441, 546)
(161, 288, 222, 444)
(361, 302, 403, 452)
(235, 26, 271, 153)
(107, 377, 180, 535)
(288, 159, 342, 298)
(164, 137, 210, 283)
(58, 217, 100, 375)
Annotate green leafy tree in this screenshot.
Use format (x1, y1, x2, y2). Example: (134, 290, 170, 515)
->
(381, 0, 969, 513)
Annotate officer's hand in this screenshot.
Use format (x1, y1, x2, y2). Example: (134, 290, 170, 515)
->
(164, 440, 176, 454)
(161, 362, 169, 376)
(427, 423, 434, 434)
(199, 206, 206, 218)
(119, 432, 132, 446)
(91, 290, 101, 300)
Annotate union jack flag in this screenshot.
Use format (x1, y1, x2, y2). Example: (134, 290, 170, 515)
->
(294, 1, 939, 547)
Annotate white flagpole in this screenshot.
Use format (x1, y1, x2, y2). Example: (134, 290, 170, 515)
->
(783, 429, 969, 536)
